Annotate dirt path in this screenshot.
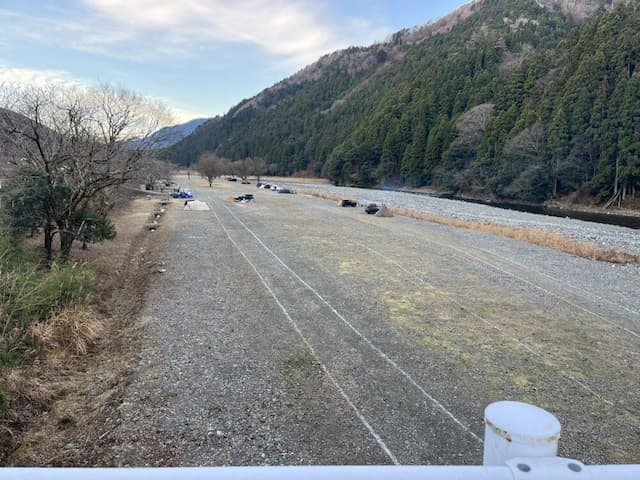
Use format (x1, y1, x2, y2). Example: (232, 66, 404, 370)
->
(91, 178, 639, 466)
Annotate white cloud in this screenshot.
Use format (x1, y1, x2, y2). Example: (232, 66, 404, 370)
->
(84, 0, 346, 63)
(0, 64, 84, 88)
(0, 64, 203, 123)
(158, 99, 209, 124)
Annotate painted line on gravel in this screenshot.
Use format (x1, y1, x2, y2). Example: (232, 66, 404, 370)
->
(354, 241, 616, 408)
(354, 215, 640, 341)
(219, 202, 483, 445)
(426, 236, 640, 340)
(484, 252, 639, 319)
(211, 208, 399, 465)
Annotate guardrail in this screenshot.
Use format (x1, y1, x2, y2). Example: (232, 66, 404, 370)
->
(2, 401, 639, 479)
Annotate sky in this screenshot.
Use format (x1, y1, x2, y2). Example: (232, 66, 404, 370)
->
(0, 1, 469, 124)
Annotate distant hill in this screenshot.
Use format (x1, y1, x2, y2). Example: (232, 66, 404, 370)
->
(0, 108, 33, 174)
(158, 1, 639, 204)
(149, 118, 209, 149)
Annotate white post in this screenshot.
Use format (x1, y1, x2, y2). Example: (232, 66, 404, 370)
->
(483, 401, 561, 466)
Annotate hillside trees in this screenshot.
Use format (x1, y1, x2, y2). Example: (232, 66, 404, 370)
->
(166, 0, 640, 205)
(0, 84, 171, 259)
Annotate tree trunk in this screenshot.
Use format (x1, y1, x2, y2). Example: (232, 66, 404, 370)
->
(44, 224, 53, 260)
(614, 157, 619, 195)
(552, 157, 559, 198)
(60, 231, 75, 260)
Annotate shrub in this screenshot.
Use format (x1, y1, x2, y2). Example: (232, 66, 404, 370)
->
(29, 306, 104, 356)
(0, 236, 95, 354)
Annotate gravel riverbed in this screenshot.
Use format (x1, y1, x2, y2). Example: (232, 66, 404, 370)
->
(277, 182, 640, 257)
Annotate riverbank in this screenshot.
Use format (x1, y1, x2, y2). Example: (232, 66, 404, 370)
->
(277, 181, 640, 259)
(262, 178, 640, 226)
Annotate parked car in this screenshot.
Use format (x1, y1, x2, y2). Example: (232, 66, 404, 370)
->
(241, 179, 251, 184)
(227, 177, 237, 182)
(277, 188, 294, 194)
(234, 194, 254, 202)
(171, 187, 193, 198)
(365, 203, 380, 214)
(340, 199, 357, 207)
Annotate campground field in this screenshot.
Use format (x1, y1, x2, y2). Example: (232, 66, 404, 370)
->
(93, 175, 640, 466)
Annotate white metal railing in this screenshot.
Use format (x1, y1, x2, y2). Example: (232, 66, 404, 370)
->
(2, 401, 638, 479)
(4, 462, 640, 480)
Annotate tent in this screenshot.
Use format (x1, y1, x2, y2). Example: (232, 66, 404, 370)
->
(184, 200, 210, 211)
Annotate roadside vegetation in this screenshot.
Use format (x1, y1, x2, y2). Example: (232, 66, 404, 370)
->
(0, 83, 174, 460)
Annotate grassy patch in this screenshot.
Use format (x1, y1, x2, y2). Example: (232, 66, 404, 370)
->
(0, 250, 95, 354)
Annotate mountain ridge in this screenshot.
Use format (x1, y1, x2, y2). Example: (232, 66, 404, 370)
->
(149, 117, 209, 149)
(217, 0, 622, 122)
(168, 0, 640, 204)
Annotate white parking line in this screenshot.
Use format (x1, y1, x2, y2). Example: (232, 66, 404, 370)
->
(219, 201, 482, 445)
(354, 241, 616, 408)
(353, 213, 640, 341)
(211, 208, 400, 465)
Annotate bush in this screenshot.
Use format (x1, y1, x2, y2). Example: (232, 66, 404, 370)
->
(0, 236, 95, 355)
(29, 306, 104, 356)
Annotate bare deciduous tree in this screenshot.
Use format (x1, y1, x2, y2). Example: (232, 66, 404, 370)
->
(231, 159, 249, 181)
(134, 157, 175, 190)
(243, 157, 267, 183)
(504, 123, 547, 162)
(196, 152, 225, 187)
(454, 103, 495, 146)
(0, 84, 172, 259)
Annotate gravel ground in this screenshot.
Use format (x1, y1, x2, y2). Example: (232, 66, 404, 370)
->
(96, 177, 639, 466)
(276, 182, 640, 257)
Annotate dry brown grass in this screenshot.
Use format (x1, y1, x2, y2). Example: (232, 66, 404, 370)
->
(1, 196, 172, 464)
(1, 370, 56, 409)
(265, 176, 331, 184)
(304, 191, 640, 265)
(29, 306, 104, 357)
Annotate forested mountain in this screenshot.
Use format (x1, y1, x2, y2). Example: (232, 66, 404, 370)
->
(167, 0, 639, 204)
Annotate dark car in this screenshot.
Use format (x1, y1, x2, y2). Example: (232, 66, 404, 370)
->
(340, 199, 357, 207)
(234, 194, 254, 202)
(277, 188, 294, 194)
(365, 203, 379, 214)
(227, 177, 237, 182)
